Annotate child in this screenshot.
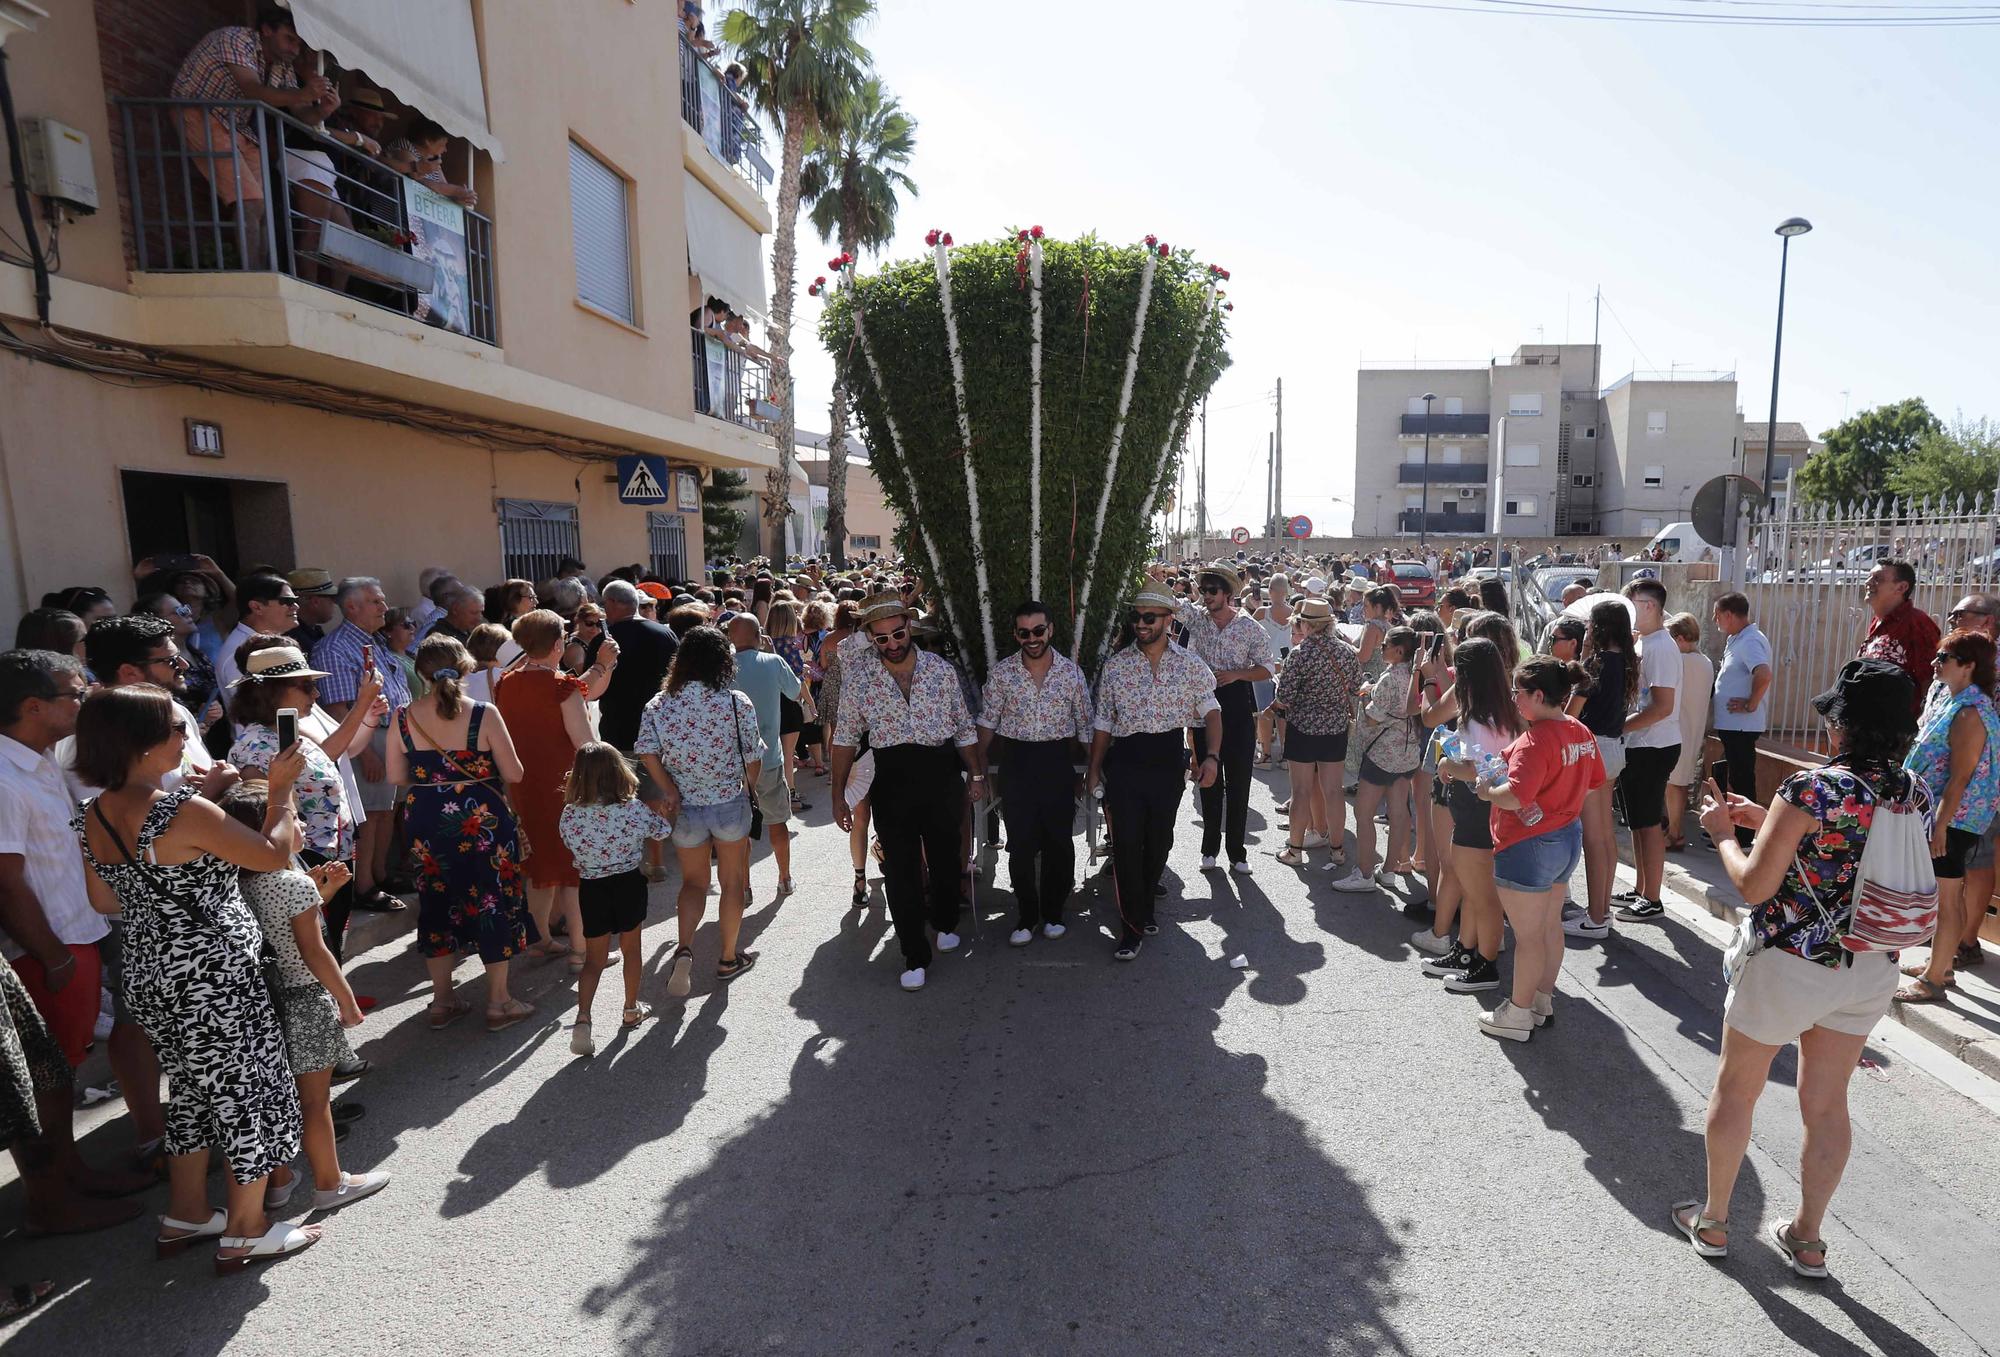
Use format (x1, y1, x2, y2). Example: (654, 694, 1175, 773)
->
(559, 742, 674, 1056)
(219, 782, 392, 1212)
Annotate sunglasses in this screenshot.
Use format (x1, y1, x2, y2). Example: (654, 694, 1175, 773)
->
(1933, 652, 1961, 666)
(1130, 612, 1168, 625)
(870, 627, 909, 646)
(1949, 609, 1992, 623)
(1014, 624, 1049, 640)
(1200, 584, 1228, 595)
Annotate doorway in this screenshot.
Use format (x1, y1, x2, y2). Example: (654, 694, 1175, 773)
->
(121, 471, 294, 580)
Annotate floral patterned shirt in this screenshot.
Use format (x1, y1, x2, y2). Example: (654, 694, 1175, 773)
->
(1763, 763, 1935, 967)
(230, 721, 355, 861)
(1860, 600, 1940, 719)
(634, 684, 767, 807)
(978, 650, 1093, 744)
(1274, 630, 1362, 736)
(1906, 684, 2000, 834)
(1174, 602, 1277, 681)
(559, 799, 674, 879)
(833, 650, 977, 750)
(1093, 642, 1220, 738)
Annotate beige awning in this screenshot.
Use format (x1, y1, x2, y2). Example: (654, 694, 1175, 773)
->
(684, 173, 768, 320)
(283, 0, 504, 160)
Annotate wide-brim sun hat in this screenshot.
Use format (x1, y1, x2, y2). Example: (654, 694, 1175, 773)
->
(858, 590, 913, 626)
(228, 644, 331, 687)
(1129, 586, 1178, 614)
(1198, 564, 1243, 597)
(1296, 598, 1335, 626)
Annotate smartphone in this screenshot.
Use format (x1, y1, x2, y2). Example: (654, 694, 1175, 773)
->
(360, 642, 375, 676)
(277, 707, 299, 753)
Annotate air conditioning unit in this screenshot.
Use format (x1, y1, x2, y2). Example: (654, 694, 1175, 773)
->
(1457, 487, 1479, 500)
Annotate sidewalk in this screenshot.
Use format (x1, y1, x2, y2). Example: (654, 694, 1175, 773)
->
(1624, 833, 2000, 1083)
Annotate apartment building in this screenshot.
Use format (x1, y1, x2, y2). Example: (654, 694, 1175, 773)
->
(1353, 344, 1749, 540)
(0, 0, 777, 626)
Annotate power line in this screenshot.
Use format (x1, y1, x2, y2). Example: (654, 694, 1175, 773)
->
(1337, 0, 2000, 24)
(1595, 292, 1659, 377)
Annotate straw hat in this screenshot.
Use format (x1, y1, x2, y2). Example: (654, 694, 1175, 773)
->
(1198, 563, 1243, 597)
(1296, 597, 1335, 626)
(1129, 586, 1179, 613)
(286, 567, 336, 597)
(858, 589, 912, 626)
(228, 644, 331, 687)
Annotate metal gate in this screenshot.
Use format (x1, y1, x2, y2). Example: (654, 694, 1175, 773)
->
(497, 499, 581, 584)
(648, 510, 688, 582)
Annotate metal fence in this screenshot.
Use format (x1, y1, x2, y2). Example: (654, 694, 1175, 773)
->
(677, 35, 773, 194)
(648, 510, 689, 581)
(690, 328, 776, 429)
(498, 499, 581, 585)
(1742, 493, 2000, 755)
(116, 98, 498, 346)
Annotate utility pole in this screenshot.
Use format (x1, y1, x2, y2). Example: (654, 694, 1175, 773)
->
(1199, 396, 1208, 551)
(1273, 378, 1284, 534)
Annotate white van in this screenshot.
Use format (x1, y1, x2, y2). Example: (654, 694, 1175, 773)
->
(1632, 521, 1719, 564)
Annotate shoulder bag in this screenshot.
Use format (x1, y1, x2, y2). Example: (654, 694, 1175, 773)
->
(733, 699, 764, 842)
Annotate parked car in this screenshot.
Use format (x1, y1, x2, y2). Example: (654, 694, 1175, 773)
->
(1391, 561, 1437, 607)
(1521, 566, 1600, 650)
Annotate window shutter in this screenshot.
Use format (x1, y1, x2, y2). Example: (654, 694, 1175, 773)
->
(570, 141, 634, 323)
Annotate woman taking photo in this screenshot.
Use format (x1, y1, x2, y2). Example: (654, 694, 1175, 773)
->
(1272, 599, 1359, 869)
(387, 637, 538, 1032)
(1472, 656, 1605, 1040)
(494, 610, 597, 967)
(1331, 627, 1422, 892)
(1895, 628, 2000, 1005)
(635, 625, 766, 992)
(1564, 599, 1639, 941)
(1423, 636, 1524, 995)
(73, 685, 318, 1272)
(1677, 659, 1927, 1278)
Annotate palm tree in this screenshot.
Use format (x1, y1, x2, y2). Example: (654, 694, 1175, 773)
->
(721, 0, 873, 564)
(798, 77, 917, 567)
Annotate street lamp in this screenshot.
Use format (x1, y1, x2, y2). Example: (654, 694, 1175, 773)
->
(1760, 217, 1812, 505)
(1418, 391, 1437, 549)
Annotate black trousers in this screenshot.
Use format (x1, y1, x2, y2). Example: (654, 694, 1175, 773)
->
(1192, 680, 1256, 861)
(299, 847, 354, 962)
(1714, 729, 1761, 849)
(998, 738, 1077, 927)
(872, 743, 966, 969)
(1105, 731, 1187, 945)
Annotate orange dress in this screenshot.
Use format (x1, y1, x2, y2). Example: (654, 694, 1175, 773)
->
(494, 667, 587, 887)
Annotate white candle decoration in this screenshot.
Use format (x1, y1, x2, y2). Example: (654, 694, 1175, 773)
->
(1029, 238, 1044, 602)
(932, 237, 999, 676)
(1071, 245, 1159, 654)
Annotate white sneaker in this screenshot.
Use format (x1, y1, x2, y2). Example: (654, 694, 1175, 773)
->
(1009, 928, 1033, 947)
(1532, 991, 1555, 1026)
(1479, 1000, 1536, 1043)
(936, 931, 961, 952)
(1563, 913, 1611, 939)
(1409, 928, 1452, 957)
(1329, 868, 1377, 893)
(900, 967, 926, 991)
(1201, 855, 1219, 870)
(569, 1020, 595, 1056)
(1042, 922, 1066, 939)
(1301, 831, 1331, 849)
(1230, 860, 1252, 876)
(312, 1169, 391, 1212)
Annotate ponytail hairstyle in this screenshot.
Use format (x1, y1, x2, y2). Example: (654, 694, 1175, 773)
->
(417, 635, 473, 719)
(1366, 585, 1402, 622)
(1382, 625, 1420, 665)
(1514, 656, 1593, 709)
(1451, 638, 1523, 739)
(1586, 599, 1641, 705)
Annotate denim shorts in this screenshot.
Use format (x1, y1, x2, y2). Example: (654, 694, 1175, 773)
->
(670, 794, 753, 848)
(1493, 818, 1583, 892)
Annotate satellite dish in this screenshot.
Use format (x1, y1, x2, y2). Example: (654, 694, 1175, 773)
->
(1691, 474, 1767, 547)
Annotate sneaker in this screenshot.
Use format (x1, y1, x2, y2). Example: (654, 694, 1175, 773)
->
(1614, 897, 1666, 923)
(1009, 927, 1034, 947)
(569, 1020, 595, 1057)
(1143, 922, 1161, 936)
(1201, 855, 1219, 870)
(1275, 844, 1309, 867)
(1114, 940, 1143, 961)
(1373, 869, 1398, 887)
(313, 1169, 392, 1212)
(1230, 860, 1252, 876)
(1443, 957, 1501, 992)
(1274, 801, 1292, 815)
(900, 967, 926, 991)
(1329, 867, 1377, 893)
(936, 931, 962, 952)
(1611, 889, 1642, 904)
(1532, 991, 1555, 1027)
(1479, 999, 1536, 1042)
(1563, 913, 1612, 939)
(1153, 882, 1168, 898)
(1421, 944, 1473, 978)
(1042, 922, 1066, 939)
(1409, 928, 1453, 957)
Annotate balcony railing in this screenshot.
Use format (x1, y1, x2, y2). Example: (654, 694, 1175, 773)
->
(691, 328, 779, 429)
(1400, 412, 1490, 436)
(1397, 462, 1489, 485)
(679, 34, 773, 194)
(115, 98, 498, 345)
(1398, 510, 1486, 534)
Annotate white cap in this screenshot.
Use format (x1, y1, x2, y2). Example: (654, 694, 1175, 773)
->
(1302, 575, 1328, 594)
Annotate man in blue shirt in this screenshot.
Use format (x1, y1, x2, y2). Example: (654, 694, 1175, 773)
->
(1709, 591, 1772, 849)
(728, 613, 801, 899)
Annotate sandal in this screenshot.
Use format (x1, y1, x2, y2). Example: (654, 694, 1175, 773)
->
(485, 998, 535, 1032)
(1275, 843, 1308, 867)
(1958, 941, 1986, 968)
(1670, 1200, 1729, 1258)
(1898, 960, 1955, 986)
(715, 951, 758, 981)
(621, 1001, 652, 1027)
(1770, 1220, 1830, 1278)
(214, 1221, 322, 1276)
(0, 1280, 55, 1323)
(851, 870, 868, 908)
(1893, 977, 1950, 1004)
(155, 1206, 227, 1259)
(426, 997, 472, 1030)
(352, 889, 406, 913)
(533, 939, 574, 963)
(667, 945, 695, 999)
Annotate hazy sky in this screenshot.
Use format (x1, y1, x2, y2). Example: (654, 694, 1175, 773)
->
(777, 0, 1999, 535)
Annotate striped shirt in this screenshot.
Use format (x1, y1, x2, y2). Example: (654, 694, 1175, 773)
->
(312, 620, 411, 709)
(170, 26, 297, 133)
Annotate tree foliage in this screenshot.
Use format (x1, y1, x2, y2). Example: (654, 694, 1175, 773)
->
(820, 235, 1231, 681)
(703, 467, 753, 556)
(1885, 415, 2000, 506)
(1792, 397, 1941, 506)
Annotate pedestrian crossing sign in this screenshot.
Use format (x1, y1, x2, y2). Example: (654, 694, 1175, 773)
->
(616, 454, 670, 504)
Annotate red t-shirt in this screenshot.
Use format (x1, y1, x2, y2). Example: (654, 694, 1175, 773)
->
(1489, 714, 1606, 853)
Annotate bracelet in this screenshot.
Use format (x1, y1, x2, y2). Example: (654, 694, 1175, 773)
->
(49, 954, 75, 973)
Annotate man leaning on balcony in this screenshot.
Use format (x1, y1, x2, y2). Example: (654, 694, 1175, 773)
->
(170, 4, 337, 270)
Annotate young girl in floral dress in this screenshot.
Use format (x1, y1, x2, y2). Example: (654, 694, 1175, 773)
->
(558, 743, 674, 1056)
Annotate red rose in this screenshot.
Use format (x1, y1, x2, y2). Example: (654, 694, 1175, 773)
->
(924, 229, 940, 246)
(1158, 244, 1171, 258)
(1030, 225, 1044, 239)
(1144, 234, 1157, 247)
(942, 233, 954, 245)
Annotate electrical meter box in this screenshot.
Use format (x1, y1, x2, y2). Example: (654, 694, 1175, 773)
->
(21, 117, 99, 214)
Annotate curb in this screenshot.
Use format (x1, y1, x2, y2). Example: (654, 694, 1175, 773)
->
(1618, 844, 2000, 1085)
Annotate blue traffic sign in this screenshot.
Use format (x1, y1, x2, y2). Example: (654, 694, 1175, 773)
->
(616, 454, 670, 504)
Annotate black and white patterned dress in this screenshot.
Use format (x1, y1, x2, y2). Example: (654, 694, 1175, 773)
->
(0, 959, 70, 1148)
(75, 786, 301, 1182)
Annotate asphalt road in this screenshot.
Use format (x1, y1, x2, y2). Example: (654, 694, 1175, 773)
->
(7, 767, 1998, 1356)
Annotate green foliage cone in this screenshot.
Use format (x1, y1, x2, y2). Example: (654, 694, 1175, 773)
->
(820, 235, 1230, 680)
